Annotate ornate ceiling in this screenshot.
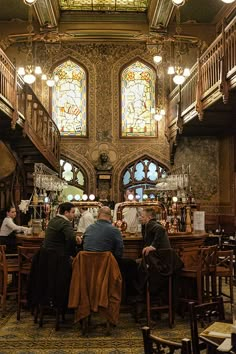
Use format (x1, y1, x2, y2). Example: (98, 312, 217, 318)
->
(0, 0, 232, 46)
(59, 0, 148, 12)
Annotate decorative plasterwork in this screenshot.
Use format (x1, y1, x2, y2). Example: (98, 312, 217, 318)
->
(34, 0, 59, 28)
(148, 0, 174, 30)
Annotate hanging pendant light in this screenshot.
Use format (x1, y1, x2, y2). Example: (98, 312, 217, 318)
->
(23, 0, 38, 5)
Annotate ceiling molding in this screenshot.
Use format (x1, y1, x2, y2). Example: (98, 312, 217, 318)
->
(34, 0, 59, 27)
(148, 0, 174, 30)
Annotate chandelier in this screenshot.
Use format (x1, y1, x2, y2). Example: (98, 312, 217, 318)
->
(17, 5, 43, 84)
(167, 65, 190, 85)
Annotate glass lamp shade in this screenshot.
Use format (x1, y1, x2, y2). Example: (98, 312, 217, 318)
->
(89, 194, 95, 201)
(154, 113, 163, 121)
(41, 74, 47, 80)
(142, 194, 148, 200)
(46, 79, 55, 87)
(221, 0, 235, 3)
(160, 109, 166, 115)
(23, 0, 37, 4)
(34, 66, 42, 75)
(167, 66, 175, 75)
(172, 196, 178, 202)
(183, 68, 190, 77)
(153, 55, 162, 64)
(172, 0, 185, 5)
(23, 73, 36, 84)
(82, 194, 88, 201)
(173, 74, 185, 85)
(128, 194, 134, 201)
(18, 67, 26, 76)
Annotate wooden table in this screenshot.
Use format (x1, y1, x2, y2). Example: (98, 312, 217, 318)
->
(16, 233, 45, 247)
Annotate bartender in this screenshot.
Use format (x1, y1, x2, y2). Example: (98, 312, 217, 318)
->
(0, 206, 31, 253)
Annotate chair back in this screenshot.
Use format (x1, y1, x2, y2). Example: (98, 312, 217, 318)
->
(216, 250, 233, 275)
(18, 246, 40, 274)
(198, 245, 217, 273)
(142, 326, 192, 354)
(68, 251, 122, 326)
(189, 297, 225, 354)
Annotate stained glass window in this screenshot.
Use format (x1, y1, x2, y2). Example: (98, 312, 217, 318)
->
(121, 61, 156, 137)
(121, 157, 168, 200)
(52, 60, 87, 137)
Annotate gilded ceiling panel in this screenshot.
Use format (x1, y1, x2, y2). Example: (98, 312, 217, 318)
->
(59, 0, 148, 12)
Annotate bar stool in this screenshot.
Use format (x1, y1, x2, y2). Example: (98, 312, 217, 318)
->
(0, 245, 18, 316)
(179, 245, 217, 308)
(216, 250, 234, 305)
(17, 246, 40, 320)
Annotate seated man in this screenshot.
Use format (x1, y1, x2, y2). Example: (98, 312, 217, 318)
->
(83, 206, 139, 302)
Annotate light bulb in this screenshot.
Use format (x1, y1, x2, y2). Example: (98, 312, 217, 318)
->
(173, 74, 185, 85)
(89, 194, 95, 201)
(160, 109, 165, 116)
(167, 66, 175, 75)
(74, 194, 81, 201)
(172, 0, 185, 6)
(18, 67, 25, 76)
(82, 194, 88, 201)
(153, 55, 162, 64)
(154, 113, 163, 121)
(135, 194, 141, 200)
(183, 68, 190, 77)
(143, 194, 148, 200)
(67, 194, 73, 201)
(23, 73, 36, 84)
(46, 79, 55, 87)
(23, 0, 38, 4)
(172, 196, 178, 203)
(34, 66, 42, 75)
(128, 194, 134, 201)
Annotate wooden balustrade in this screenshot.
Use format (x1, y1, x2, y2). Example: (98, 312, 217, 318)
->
(0, 48, 60, 170)
(168, 15, 236, 124)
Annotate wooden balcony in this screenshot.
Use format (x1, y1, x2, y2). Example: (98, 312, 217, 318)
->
(167, 15, 236, 162)
(0, 49, 60, 171)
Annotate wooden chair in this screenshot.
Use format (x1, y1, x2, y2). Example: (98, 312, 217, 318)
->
(17, 246, 40, 320)
(216, 250, 234, 305)
(0, 245, 18, 316)
(188, 297, 225, 354)
(140, 249, 183, 328)
(179, 245, 217, 307)
(29, 247, 72, 331)
(142, 326, 192, 354)
(68, 251, 122, 336)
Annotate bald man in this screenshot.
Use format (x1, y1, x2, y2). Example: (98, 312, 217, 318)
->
(83, 206, 139, 302)
(83, 206, 124, 259)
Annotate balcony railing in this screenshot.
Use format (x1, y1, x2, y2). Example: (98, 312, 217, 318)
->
(0, 48, 60, 170)
(168, 15, 236, 126)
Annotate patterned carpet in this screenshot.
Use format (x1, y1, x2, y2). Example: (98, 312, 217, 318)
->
(0, 304, 192, 354)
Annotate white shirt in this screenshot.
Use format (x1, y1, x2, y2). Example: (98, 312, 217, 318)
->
(77, 210, 94, 233)
(113, 203, 140, 233)
(0, 217, 29, 236)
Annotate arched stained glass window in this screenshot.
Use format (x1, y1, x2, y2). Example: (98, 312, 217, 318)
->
(60, 158, 86, 190)
(121, 157, 168, 200)
(52, 60, 87, 137)
(121, 60, 156, 138)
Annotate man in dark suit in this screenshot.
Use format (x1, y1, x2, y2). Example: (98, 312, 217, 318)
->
(43, 202, 79, 257)
(140, 207, 171, 255)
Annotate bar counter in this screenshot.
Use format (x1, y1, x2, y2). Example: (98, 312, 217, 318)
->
(16, 231, 208, 259)
(123, 231, 208, 259)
